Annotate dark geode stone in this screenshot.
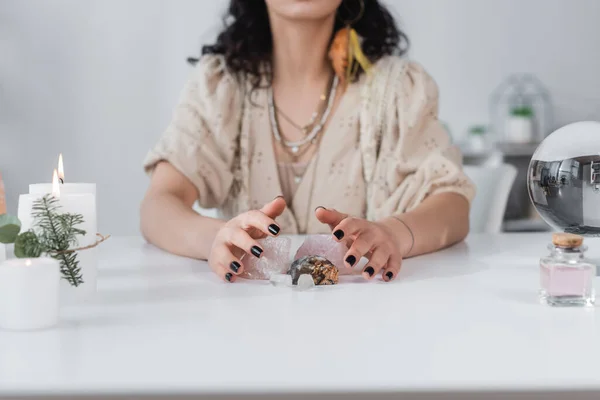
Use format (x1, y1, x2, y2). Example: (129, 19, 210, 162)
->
(288, 255, 339, 285)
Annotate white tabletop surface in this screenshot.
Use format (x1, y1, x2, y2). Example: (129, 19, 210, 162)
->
(2, 233, 600, 399)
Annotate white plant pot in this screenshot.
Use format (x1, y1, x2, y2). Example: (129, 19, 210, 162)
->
(468, 135, 487, 153)
(0, 257, 61, 331)
(506, 116, 534, 143)
(0, 244, 5, 263)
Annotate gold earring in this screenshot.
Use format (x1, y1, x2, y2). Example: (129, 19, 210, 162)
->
(328, 0, 372, 87)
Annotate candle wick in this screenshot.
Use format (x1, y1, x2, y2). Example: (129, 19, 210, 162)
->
(59, 178, 64, 184)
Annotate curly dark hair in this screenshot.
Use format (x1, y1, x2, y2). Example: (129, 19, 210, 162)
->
(188, 0, 408, 88)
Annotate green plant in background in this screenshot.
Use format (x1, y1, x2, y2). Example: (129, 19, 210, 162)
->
(469, 125, 487, 135)
(510, 105, 535, 118)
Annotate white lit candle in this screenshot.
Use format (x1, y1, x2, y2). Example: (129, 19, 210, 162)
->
(29, 154, 96, 196)
(0, 257, 60, 330)
(18, 169, 98, 302)
(58, 153, 64, 184)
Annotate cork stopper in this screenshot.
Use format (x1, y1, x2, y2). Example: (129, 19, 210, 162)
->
(552, 233, 584, 248)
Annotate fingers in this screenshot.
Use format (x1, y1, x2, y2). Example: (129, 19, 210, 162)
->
(211, 226, 265, 283)
(210, 245, 244, 283)
(315, 207, 348, 232)
(260, 196, 287, 219)
(331, 216, 367, 242)
(362, 247, 390, 280)
(238, 210, 281, 237)
(343, 235, 373, 268)
(382, 255, 402, 282)
(226, 227, 264, 258)
(210, 197, 287, 284)
(314, 208, 364, 242)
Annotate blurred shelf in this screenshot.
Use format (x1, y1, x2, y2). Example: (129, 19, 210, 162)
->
(461, 142, 541, 159)
(462, 151, 494, 159)
(496, 142, 541, 157)
(503, 218, 551, 233)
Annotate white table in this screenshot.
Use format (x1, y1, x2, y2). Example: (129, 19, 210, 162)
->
(1, 234, 600, 400)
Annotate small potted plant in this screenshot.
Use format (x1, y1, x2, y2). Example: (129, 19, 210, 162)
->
(467, 125, 488, 153)
(506, 105, 535, 143)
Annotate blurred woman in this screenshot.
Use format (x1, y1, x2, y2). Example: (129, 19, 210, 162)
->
(141, 0, 475, 283)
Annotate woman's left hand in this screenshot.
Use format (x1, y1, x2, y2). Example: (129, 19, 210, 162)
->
(315, 207, 410, 282)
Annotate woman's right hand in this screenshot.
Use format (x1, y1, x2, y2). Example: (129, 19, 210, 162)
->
(208, 197, 287, 283)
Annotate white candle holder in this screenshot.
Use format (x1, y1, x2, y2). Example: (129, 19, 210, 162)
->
(0, 257, 61, 331)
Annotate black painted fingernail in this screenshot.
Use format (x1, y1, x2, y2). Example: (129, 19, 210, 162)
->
(333, 230, 344, 240)
(225, 273, 233, 282)
(251, 246, 263, 258)
(315, 206, 326, 212)
(268, 224, 280, 236)
(364, 267, 375, 277)
(345, 255, 356, 267)
(386, 271, 394, 281)
(230, 261, 240, 273)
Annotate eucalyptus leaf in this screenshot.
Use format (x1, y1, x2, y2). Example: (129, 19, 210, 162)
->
(0, 214, 21, 244)
(14, 231, 43, 258)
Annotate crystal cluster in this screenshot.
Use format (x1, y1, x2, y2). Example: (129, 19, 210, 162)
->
(241, 235, 342, 287)
(288, 255, 339, 286)
(293, 234, 350, 274)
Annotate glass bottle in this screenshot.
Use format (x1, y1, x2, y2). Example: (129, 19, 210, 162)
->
(540, 234, 596, 307)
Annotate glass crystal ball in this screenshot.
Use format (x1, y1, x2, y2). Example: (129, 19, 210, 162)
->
(528, 121, 600, 235)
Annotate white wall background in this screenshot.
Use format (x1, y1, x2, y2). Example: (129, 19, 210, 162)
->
(1, 0, 599, 235)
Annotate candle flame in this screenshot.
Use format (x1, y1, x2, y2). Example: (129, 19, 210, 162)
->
(52, 169, 61, 198)
(58, 153, 65, 182)
(25, 259, 32, 266)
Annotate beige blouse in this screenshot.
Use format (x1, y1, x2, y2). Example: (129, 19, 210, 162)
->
(277, 162, 309, 206)
(144, 55, 475, 234)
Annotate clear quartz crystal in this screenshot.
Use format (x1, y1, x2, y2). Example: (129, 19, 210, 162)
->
(540, 244, 596, 307)
(296, 274, 315, 291)
(269, 273, 292, 288)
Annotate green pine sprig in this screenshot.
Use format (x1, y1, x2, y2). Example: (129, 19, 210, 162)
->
(16, 194, 86, 287)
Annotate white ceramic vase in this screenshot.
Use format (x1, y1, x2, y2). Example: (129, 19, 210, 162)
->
(0, 257, 61, 331)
